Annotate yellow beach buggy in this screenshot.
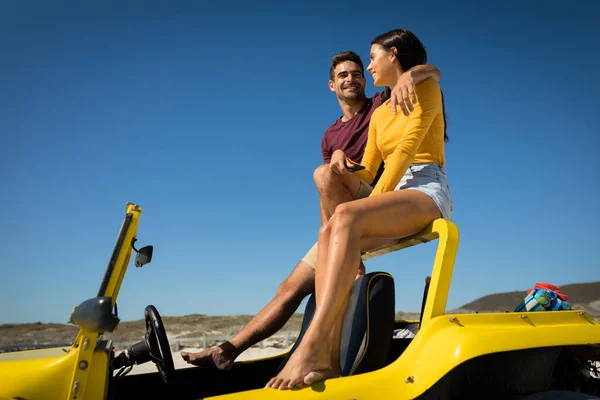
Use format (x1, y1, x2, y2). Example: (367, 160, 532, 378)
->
(0, 203, 598, 400)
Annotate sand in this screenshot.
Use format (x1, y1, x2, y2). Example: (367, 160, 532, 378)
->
(119, 345, 294, 375)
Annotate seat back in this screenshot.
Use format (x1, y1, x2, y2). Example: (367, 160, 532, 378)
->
(277, 272, 395, 376)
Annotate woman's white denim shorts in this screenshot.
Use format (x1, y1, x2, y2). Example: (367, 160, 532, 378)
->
(395, 163, 453, 220)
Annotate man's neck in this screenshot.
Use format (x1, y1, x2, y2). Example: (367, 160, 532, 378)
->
(338, 97, 368, 122)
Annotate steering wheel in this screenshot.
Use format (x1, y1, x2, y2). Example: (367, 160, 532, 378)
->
(144, 305, 174, 383)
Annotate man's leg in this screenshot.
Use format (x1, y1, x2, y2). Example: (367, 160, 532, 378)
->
(182, 165, 364, 370)
(314, 164, 368, 275)
(181, 261, 315, 369)
(314, 165, 362, 224)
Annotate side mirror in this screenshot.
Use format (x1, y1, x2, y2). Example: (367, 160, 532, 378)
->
(134, 245, 153, 267)
(131, 237, 153, 267)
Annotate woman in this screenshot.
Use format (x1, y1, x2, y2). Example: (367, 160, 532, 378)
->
(266, 28, 453, 390)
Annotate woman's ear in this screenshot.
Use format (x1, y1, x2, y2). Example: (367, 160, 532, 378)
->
(390, 46, 398, 60)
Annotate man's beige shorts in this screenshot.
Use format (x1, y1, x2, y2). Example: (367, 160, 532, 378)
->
(301, 179, 373, 269)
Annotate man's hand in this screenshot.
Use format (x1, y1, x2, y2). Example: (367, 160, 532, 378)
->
(390, 70, 416, 116)
(330, 150, 353, 175)
(390, 65, 441, 116)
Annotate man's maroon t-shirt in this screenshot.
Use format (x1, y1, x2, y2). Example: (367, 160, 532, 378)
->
(321, 92, 384, 184)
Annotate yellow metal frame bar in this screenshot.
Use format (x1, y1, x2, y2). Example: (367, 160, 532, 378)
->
(65, 332, 98, 400)
(362, 218, 460, 327)
(100, 202, 142, 304)
(67, 202, 142, 400)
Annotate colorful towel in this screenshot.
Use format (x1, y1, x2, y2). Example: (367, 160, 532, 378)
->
(514, 282, 571, 312)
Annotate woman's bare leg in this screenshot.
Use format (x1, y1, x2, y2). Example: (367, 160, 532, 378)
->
(314, 164, 368, 278)
(266, 222, 344, 390)
(265, 214, 338, 390)
(266, 189, 441, 389)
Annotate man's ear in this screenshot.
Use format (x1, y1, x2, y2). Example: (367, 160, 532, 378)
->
(328, 80, 335, 92)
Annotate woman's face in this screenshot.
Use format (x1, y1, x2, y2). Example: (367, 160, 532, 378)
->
(367, 44, 400, 87)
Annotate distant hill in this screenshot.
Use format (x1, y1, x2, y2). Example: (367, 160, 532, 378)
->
(0, 314, 306, 349)
(2, 282, 598, 350)
(458, 281, 600, 316)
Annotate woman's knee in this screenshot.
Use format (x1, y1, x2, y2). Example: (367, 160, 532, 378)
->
(332, 203, 360, 229)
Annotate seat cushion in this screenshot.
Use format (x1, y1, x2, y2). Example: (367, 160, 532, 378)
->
(277, 272, 395, 377)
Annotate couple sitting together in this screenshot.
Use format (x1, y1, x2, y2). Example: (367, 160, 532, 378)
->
(182, 28, 453, 390)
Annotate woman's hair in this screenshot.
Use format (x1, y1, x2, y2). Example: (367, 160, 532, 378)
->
(371, 29, 448, 142)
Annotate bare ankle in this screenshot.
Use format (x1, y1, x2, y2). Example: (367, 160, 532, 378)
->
(218, 341, 242, 358)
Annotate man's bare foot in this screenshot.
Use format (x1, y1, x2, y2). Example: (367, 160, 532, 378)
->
(264, 341, 340, 390)
(181, 342, 238, 371)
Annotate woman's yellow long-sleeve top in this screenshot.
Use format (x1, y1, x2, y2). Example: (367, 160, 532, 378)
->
(354, 77, 445, 196)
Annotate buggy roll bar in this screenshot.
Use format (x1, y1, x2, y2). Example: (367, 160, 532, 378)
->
(97, 202, 142, 303)
(361, 218, 460, 327)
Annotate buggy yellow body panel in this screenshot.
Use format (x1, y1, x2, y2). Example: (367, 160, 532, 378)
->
(209, 310, 599, 399)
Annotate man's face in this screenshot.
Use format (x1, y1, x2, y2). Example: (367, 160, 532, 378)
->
(328, 61, 366, 104)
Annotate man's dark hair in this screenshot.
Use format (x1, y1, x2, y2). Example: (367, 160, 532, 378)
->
(329, 51, 364, 81)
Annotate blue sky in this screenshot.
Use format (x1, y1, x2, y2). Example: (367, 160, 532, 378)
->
(1, 1, 599, 324)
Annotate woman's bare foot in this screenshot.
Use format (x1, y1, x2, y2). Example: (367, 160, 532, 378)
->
(180, 341, 238, 371)
(265, 340, 340, 390)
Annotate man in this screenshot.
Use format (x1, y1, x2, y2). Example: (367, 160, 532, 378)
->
(181, 51, 440, 370)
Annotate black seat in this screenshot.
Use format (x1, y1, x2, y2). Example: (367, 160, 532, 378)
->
(277, 272, 395, 376)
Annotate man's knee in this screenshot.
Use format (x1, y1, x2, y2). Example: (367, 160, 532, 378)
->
(313, 164, 335, 189)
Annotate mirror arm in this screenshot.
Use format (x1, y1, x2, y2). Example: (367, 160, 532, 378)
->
(131, 237, 140, 253)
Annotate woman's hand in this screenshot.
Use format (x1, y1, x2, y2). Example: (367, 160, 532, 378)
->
(330, 150, 353, 175)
